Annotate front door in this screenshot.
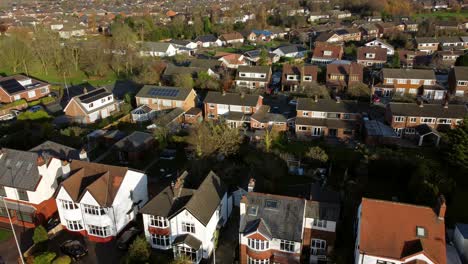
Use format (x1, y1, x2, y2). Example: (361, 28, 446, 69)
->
(383, 89, 392, 97)
(312, 127, 323, 136)
(329, 129, 337, 137)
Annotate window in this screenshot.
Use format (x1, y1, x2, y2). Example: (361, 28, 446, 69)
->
(149, 215, 168, 228)
(438, 119, 452, 124)
(409, 88, 417, 94)
(298, 126, 307, 131)
(280, 240, 295, 252)
(405, 128, 416, 134)
(327, 113, 340, 119)
(416, 226, 426, 237)
(83, 204, 105, 215)
(240, 73, 246, 77)
(175, 101, 182, 107)
(140, 98, 149, 104)
(247, 239, 269, 251)
(209, 104, 215, 109)
(323, 50, 332, 56)
(312, 112, 326, 118)
(17, 189, 28, 201)
(410, 79, 420, 85)
(344, 129, 353, 135)
(247, 257, 270, 264)
(41, 87, 49, 94)
(394, 116, 405, 122)
(60, 200, 78, 210)
(302, 111, 309, 116)
(89, 103, 94, 108)
(176, 245, 198, 262)
(151, 234, 170, 247)
(0, 186, 5, 197)
(409, 117, 417, 123)
(386, 78, 394, 84)
(87, 225, 111, 237)
(377, 261, 395, 264)
(17, 211, 33, 223)
(457, 81, 467, 86)
(245, 106, 251, 112)
(304, 76, 312, 81)
(365, 53, 375, 59)
(420, 117, 435, 124)
(397, 79, 407, 84)
(101, 98, 106, 103)
(182, 222, 195, 233)
(311, 239, 326, 256)
(423, 80, 433, 85)
(66, 220, 83, 231)
(162, 100, 172, 107)
(107, 96, 112, 100)
(264, 200, 278, 209)
(27, 90, 36, 98)
(343, 114, 351, 120)
(312, 219, 327, 228)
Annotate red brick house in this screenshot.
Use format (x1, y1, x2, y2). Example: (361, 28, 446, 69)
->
(311, 43, 343, 65)
(448, 66, 468, 97)
(326, 62, 364, 91)
(0, 74, 50, 103)
(356, 47, 387, 68)
(281, 63, 319, 92)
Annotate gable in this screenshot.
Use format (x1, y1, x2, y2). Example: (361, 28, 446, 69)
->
(64, 98, 87, 116)
(246, 231, 269, 241)
(56, 186, 73, 201)
(79, 190, 100, 206)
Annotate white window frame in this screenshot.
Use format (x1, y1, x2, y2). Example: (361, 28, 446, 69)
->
(420, 117, 435, 124)
(280, 240, 295, 252)
(247, 238, 269, 251)
(410, 79, 420, 85)
(182, 222, 195, 233)
(394, 116, 405, 122)
(151, 234, 170, 247)
(437, 118, 452, 124)
(66, 220, 83, 231)
(87, 224, 111, 237)
(409, 117, 417, 123)
(397, 79, 407, 84)
(247, 256, 270, 264)
(60, 199, 78, 210)
(423, 80, 433, 85)
(83, 204, 104, 215)
(149, 215, 169, 228)
(312, 219, 327, 228)
(386, 78, 394, 84)
(311, 239, 327, 256)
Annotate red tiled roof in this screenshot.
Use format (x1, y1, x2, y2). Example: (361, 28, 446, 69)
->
(312, 43, 343, 60)
(359, 198, 446, 264)
(357, 47, 387, 61)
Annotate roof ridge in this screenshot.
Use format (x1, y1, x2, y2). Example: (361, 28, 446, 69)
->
(362, 197, 436, 212)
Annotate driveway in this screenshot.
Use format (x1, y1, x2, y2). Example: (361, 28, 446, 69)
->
(214, 207, 239, 264)
(0, 222, 34, 264)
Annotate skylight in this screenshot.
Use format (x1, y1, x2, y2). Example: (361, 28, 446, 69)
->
(265, 199, 278, 209)
(416, 226, 426, 238)
(248, 206, 258, 216)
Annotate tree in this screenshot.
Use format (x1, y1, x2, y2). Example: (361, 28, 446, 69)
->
(455, 53, 468, 66)
(174, 73, 194, 89)
(263, 129, 276, 153)
(187, 121, 243, 157)
(33, 252, 56, 264)
(203, 16, 212, 33)
(347, 82, 371, 100)
(305, 146, 328, 163)
(52, 256, 71, 264)
(171, 256, 192, 264)
(0, 34, 33, 74)
(196, 71, 219, 90)
(301, 82, 330, 99)
(258, 48, 269, 66)
(391, 51, 400, 68)
(134, 63, 161, 85)
(33, 225, 48, 244)
(444, 117, 468, 170)
(126, 236, 151, 264)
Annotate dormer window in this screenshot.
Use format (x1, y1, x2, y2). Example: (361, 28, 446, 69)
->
(150, 215, 168, 228)
(323, 50, 332, 56)
(248, 205, 258, 216)
(265, 199, 278, 209)
(416, 226, 426, 238)
(365, 53, 375, 59)
(248, 238, 269, 251)
(89, 103, 93, 108)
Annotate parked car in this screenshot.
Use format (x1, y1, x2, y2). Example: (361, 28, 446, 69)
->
(28, 105, 43, 113)
(60, 240, 88, 260)
(160, 149, 177, 160)
(117, 227, 141, 250)
(46, 217, 60, 231)
(288, 99, 298, 105)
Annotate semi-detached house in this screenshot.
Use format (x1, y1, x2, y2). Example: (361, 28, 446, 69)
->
(55, 160, 148, 242)
(140, 171, 232, 264)
(235, 66, 272, 89)
(448, 66, 468, 97)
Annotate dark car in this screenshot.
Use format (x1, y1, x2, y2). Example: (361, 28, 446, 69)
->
(160, 149, 177, 160)
(117, 227, 141, 250)
(46, 217, 60, 231)
(60, 240, 88, 260)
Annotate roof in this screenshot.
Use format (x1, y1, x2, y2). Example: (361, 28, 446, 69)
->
(453, 67, 468, 81)
(296, 117, 356, 129)
(364, 120, 398, 137)
(60, 160, 130, 207)
(456, 223, 468, 239)
(154, 107, 185, 126)
(195, 34, 218, 43)
(29, 140, 81, 161)
(113, 131, 153, 152)
(359, 198, 446, 264)
(0, 75, 48, 95)
(204, 91, 260, 107)
(173, 234, 202, 249)
(274, 44, 307, 54)
(382, 68, 436, 80)
(415, 37, 441, 44)
(76, 87, 112, 104)
(282, 64, 318, 84)
(136, 85, 193, 101)
(297, 98, 369, 113)
(357, 47, 387, 61)
(140, 42, 172, 53)
(237, 65, 271, 74)
(312, 43, 343, 60)
(0, 149, 41, 191)
(327, 62, 364, 77)
(240, 192, 305, 242)
(388, 103, 467, 118)
(251, 105, 286, 123)
(141, 171, 226, 226)
(219, 32, 243, 41)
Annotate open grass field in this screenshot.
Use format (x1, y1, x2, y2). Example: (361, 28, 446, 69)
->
(414, 9, 468, 20)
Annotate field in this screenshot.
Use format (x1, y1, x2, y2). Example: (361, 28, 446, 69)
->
(414, 9, 468, 20)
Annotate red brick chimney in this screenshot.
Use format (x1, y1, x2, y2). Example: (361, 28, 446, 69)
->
(437, 195, 446, 220)
(37, 154, 46, 166)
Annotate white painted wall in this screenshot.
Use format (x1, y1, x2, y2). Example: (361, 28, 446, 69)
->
(82, 95, 114, 112)
(304, 218, 336, 233)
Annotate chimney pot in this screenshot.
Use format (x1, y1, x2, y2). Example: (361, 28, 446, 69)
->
(437, 195, 446, 219)
(248, 178, 256, 192)
(37, 155, 46, 166)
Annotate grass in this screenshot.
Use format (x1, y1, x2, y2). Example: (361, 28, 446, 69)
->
(0, 228, 12, 242)
(413, 9, 468, 20)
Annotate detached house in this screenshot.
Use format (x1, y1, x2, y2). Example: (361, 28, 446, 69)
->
(416, 37, 440, 54)
(272, 45, 308, 59)
(140, 171, 231, 264)
(218, 32, 244, 46)
(204, 91, 263, 128)
(0, 74, 50, 103)
(139, 42, 177, 57)
(195, 35, 222, 48)
(135, 85, 197, 112)
(326, 62, 364, 91)
(295, 98, 368, 139)
(355, 197, 447, 264)
(218, 54, 248, 69)
(64, 87, 119, 124)
(311, 43, 343, 65)
(0, 141, 86, 228)
(357, 47, 387, 68)
(281, 64, 319, 92)
(448, 66, 468, 97)
(235, 66, 272, 89)
(365, 38, 395, 56)
(239, 186, 340, 264)
(56, 160, 148, 242)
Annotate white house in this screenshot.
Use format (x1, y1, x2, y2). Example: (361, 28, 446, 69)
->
(365, 38, 395, 56)
(195, 35, 222, 48)
(140, 42, 177, 57)
(169, 40, 198, 55)
(235, 65, 272, 89)
(55, 160, 148, 242)
(0, 141, 86, 228)
(454, 223, 468, 263)
(272, 45, 308, 58)
(355, 197, 446, 264)
(140, 171, 232, 263)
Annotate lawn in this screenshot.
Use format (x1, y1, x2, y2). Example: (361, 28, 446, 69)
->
(0, 228, 12, 242)
(413, 10, 468, 20)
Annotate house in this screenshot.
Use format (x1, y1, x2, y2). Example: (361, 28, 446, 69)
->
(135, 85, 197, 112)
(55, 160, 148, 242)
(281, 63, 319, 92)
(0, 141, 86, 228)
(355, 197, 447, 264)
(64, 87, 119, 124)
(218, 53, 248, 69)
(0, 74, 50, 103)
(250, 105, 288, 131)
(432, 50, 464, 68)
(244, 49, 280, 65)
(311, 43, 343, 65)
(239, 185, 340, 264)
(439, 36, 465, 50)
(398, 50, 429, 69)
(365, 38, 394, 56)
(112, 131, 155, 163)
(359, 24, 379, 41)
(454, 223, 468, 263)
(184, 107, 203, 125)
(308, 12, 330, 22)
(139, 42, 177, 57)
(335, 28, 361, 42)
(140, 171, 231, 263)
(326, 61, 364, 91)
(218, 32, 244, 46)
(247, 30, 275, 42)
(58, 24, 86, 39)
(272, 45, 308, 59)
(435, 20, 460, 32)
(168, 40, 197, 55)
(403, 20, 419, 32)
(376, 22, 403, 37)
(416, 37, 440, 54)
(329, 9, 352, 19)
(448, 66, 468, 97)
(235, 65, 272, 89)
(385, 102, 466, 142)
(295, 98, 368, 139)
(195, 35, 222, 48)
(162, 64, 219, 83)
(356, 47, 387, 68)
(204, 91, 263, 128)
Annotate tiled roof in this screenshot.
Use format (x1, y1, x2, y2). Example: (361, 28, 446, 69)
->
(297, 98, 369, 113)
(204, 91, 260, 107)
(382, 68, 436, 80)
(357, 47, 387, 61)
(388, 103, 467, 118)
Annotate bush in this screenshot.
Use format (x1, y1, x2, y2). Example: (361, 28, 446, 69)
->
(51, 255, 71, 264)
(32, 226, 48, 244)
(126, 236, 151, 263)
(33, 252, 56, 264)
(17, 110, 51, 121)
(0, 99, 27, 111)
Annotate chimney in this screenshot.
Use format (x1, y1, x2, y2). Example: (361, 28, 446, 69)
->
(240, 195, 248, 216)
(443, 101, 448, 109)
(83, 87, 88, 94)
(79, 148, 88, 161)
(419, 100, 424, 108)
(436, 195, 446, 220)
(336, 96, 341, 103)
(314, 95, 318, 102)
(37, 154, 46, 167)
(248, 178, 256, 192)
(61, 160, 71, 179)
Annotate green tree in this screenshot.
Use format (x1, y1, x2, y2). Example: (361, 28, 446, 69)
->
(258, 48, 269, 66)
(444, 117, 468, 170)
(305, 146, 328, 163)
(455, 53, 468, 66)
(392, 51, 400, 68)
(32, 225, 48, 244)
(196, 71, 219, 90)
(33, 252, 56, 264)
(187, 121, 243, 157)
(174, 73, 194, 89)
(171, 256, 191, 264)
(203, 17, 212, 33)
(347, 82, 371, 100)
(134, 63, 161, 85)
(0, 34, 33, 74)
(302, 82, 330, 99)
(127, 236, 151, 264)
(52, 256, 71, 264)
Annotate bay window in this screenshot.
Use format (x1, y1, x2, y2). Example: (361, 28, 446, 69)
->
(149, 215, 168, 228)
(83, 204, 106, 215)
(247, 238, 269, 251)
(182, 222, 195, 233)
(61, 200, 78, 210)
(66, 220, 83, 231)
(151, 234, 170, 247)
(280, 240, 295, 252)
(87, 225, 111, 237)
(248, 257, 270, 264)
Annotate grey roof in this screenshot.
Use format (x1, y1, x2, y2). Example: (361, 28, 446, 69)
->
(274, 45, 307, 54)
(415, 37, 440, 44)
(188, 59, 222, 70)
(113, 131, 153, 152)
(0, 149, 40, 191)
(140, 42, 172, 52)
(389, 103, 467, 118)
(29, 141, 81, 160)
(195, 34, 218, 43)
(173, 234, 202, 249)
(415, 124, 439, 136)
(237, 65, 271, 74)
(0, 199, 36, 213)
(364, 120, 398, 137)
(297, 98, 369, 113)
(240, 193, 305, 242)
(453, 67, 468, 81)
(382, 68, 436, 80)
(204, 91, 260, 107)
(155, 107, 185, 126)
(296, 117, 356, 129)
(136, 85, 193, 101)
(305, 200, 340, 222)
(223, 111, 247, 121)
(251, 105, 286, 123)
(456, 223, 468, 239)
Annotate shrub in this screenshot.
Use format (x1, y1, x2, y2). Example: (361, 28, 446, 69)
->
(17, 110, 51, 121)
(32, 226, 48, 244)
(33, 252, 56, 264)
(127, 236, 151, 263)
(0, 99, 27, 111)
(51, 255, 71, 264)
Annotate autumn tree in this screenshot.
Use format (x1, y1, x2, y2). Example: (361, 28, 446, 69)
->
(187, 121, 243, 157)
(347, 82, 371, 100)
(301, 82, 331, 99)
(305, 146, 329, 164)
(174, 73, 194, 88)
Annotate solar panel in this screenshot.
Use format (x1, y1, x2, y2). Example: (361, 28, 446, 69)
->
(0, 79, 25, 94)
(148, 88, 179, 98)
